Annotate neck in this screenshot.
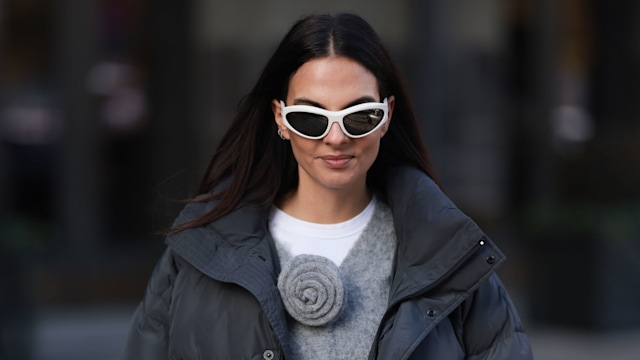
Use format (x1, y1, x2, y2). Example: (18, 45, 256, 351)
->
(277, 185, 371, 224)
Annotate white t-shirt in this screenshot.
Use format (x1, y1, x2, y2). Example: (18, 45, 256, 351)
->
(268, 196, 377, 266)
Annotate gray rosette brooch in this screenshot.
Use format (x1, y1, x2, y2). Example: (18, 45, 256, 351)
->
(277, 254, 346, 326)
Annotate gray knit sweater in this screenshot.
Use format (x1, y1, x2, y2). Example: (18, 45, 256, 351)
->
(274, 201, 397, 359)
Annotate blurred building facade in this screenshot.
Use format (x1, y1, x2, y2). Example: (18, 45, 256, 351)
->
(1, 0, 640, 358)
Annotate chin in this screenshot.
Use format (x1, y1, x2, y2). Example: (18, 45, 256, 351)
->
(318, 172, 362, 190)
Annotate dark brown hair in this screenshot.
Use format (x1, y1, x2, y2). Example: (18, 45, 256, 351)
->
(170, 13, 438, 233)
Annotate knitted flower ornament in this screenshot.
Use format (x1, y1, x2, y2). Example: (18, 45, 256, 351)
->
(277, 254, 346, 326)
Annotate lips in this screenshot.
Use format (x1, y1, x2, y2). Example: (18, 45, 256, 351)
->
(321, 154, 353, 168)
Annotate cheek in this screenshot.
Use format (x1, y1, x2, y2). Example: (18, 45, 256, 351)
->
(288, 138, 315, 162)
(365, 143, 381, 164)
(353, 138, 382, 172)
(362, 137, 382, 157)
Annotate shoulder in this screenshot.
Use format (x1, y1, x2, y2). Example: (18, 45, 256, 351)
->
(385, 166, 458, 222)
(166, 195, 268, 253)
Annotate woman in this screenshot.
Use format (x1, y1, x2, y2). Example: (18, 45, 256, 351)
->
(123, 12, 533, 360)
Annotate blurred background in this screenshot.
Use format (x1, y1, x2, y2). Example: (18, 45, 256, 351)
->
(1, 0, 639, 359)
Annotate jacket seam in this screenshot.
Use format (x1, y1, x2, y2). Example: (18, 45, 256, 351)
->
(465, 276, 518, 359)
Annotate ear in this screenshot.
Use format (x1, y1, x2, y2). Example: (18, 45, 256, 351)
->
(271, 99, 290, 140)
(380, 95, 395, 138)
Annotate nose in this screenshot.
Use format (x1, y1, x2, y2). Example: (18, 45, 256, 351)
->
(323, 122, 349, 144)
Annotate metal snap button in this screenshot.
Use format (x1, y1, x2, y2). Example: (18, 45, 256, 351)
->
(426, 309, 436, 317)
(263, 350, 275, 360)
(486, 255, 496, 264)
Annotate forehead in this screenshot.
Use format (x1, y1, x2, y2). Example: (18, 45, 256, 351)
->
(287, 56, 379, 109)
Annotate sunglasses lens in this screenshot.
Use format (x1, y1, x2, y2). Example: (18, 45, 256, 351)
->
(285, 112, 328, 138)
(343, 109, 385, 136)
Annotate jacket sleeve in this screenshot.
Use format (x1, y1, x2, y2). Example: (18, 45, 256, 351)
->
(460, 274, 533, 360)
(122, 248, 177, 360)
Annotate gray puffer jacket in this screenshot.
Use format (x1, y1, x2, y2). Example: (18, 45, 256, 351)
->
(123, 166, 534, 359)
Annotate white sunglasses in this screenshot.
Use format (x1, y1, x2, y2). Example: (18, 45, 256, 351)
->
(279, 98, 388, 139)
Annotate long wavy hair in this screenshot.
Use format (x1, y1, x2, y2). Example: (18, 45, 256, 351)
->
(170, 12, 438, 233)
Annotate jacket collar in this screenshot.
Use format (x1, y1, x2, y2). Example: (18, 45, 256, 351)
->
(165, 199, 290, 351)
(166, 199, 278, 276)
(384, 166, 505, 304)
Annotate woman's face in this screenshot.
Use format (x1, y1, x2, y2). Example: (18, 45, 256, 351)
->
(272, 56, 394, 195)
